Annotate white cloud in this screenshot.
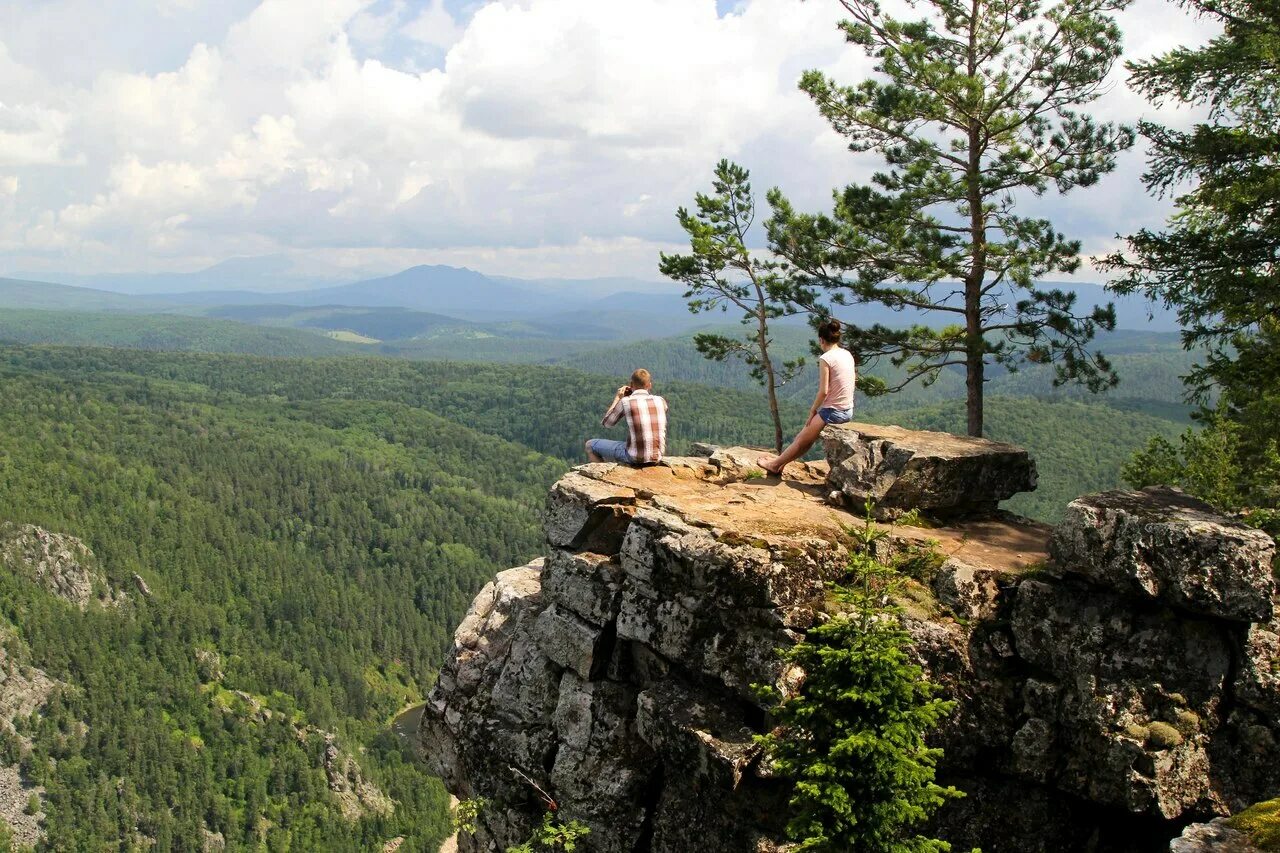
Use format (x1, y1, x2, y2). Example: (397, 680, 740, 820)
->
(0, 101, 71, 166)
(403, 0, 463, 50)
(0, 0, 1218, 279)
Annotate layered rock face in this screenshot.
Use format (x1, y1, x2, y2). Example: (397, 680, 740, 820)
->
(421, 436, 1279, 853)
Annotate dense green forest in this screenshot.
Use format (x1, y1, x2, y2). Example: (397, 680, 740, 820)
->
(0, 345, 823, 850)
(0, 348, 802, 461)
(552, 325, 1201, 415)
(0, 338, 1191, 848)
(1, 308, 1200, 416)
(0, 349, 590, 850)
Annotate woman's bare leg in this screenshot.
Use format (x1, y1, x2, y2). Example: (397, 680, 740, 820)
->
(758, 414, 826, 474)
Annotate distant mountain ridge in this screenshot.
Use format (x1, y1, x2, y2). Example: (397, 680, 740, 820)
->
(11, 254, 367, 295)
(0, 277, 160, 312)
(3, 262, 1182, 333)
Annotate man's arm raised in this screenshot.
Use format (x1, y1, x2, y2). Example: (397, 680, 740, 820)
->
(601, 386, 628, 426)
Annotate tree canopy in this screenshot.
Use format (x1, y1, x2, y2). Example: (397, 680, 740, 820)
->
(769, 0, 1134, 435)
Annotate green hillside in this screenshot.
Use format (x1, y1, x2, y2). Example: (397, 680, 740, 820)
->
(0, 346, 806, 462)
(0, 359, 574, 848)
(0, 278, 159, 312)
(0, 309, 364, 357)
(199, 304, 620, 343)
(0, 309, 1199, 426)
(0, 343, 1190, 848)
(0, 346, 830, 849)
(1, 345, 1185, 523)
(377, 336, 610, 363)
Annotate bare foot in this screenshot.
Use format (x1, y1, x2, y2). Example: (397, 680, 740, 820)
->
(756, 456, 783, 476)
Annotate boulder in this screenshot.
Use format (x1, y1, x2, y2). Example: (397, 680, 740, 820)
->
(635, 679, 761, 789)
(931, 557, 1007, 622)
(535, 604, 611, 680)
(1050, 487, 1277, 622)
(1170, 817, 1261, 852)
(420, 561, 559, 809)
(821, 423, 1037, 517)
(549, 673, 653, 853)
(0, 522, 121, 608)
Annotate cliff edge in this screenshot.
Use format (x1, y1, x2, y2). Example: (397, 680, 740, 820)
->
(420, 428, 1279, 852)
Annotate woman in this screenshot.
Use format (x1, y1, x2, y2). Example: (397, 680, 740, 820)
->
(758, 318, 855, 475)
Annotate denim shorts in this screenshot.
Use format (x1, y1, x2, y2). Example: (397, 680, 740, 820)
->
(589, 438, 634, 464)
(818, 406, 853, 425)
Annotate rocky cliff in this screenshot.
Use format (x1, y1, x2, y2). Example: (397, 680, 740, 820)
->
(0, 522, 124, 609)
(420, 427, 1280, 852)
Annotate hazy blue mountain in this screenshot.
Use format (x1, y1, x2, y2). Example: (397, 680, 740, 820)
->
(492, 274, 674, 298)
(157, 265, 565, 321)
(11, 254, 368, 295)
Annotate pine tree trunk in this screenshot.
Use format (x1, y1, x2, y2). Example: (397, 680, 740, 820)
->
(965, 334, 984, 437)
(964, 0, 986, 438)
(756, 313, 784, 453)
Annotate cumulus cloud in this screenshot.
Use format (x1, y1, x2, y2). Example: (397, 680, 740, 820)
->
(0, 0, 1217, 279)
(403, 0, 464, 50)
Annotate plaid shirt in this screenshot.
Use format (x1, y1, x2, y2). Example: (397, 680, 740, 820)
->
(602, 390, 667, 464)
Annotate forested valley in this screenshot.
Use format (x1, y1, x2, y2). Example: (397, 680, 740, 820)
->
(0, 318, 1243, 851)
(0, 285, 1231, 851)
(0, 345, 828, 851)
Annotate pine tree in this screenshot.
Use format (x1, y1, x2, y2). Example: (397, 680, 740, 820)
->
(1104, 0, 1280, 520)
(761, 511, 960, 852)
(1104, 0, 1279, 374)
(769, 0, 1134, 436)
(661, 160, 804, 452)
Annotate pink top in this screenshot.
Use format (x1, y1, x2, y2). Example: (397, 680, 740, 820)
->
(819, 346, 856, 411)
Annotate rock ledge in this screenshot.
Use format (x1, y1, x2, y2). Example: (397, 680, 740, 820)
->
(822, 422, 1038, 517)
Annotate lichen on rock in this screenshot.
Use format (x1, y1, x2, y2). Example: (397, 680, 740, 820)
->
(0, 627, 62, 848)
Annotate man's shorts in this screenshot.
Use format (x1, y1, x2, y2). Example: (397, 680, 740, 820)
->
(588, 438, 634, 464)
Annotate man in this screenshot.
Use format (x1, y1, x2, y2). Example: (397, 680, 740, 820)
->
(586, 368, 668, 466)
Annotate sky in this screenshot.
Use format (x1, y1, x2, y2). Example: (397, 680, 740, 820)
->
(0, 0, 1216, 282)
